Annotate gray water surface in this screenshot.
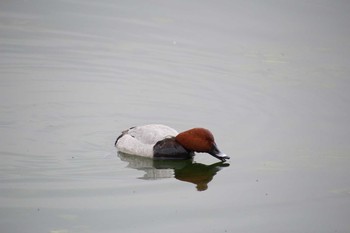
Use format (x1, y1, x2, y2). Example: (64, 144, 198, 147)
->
(1, 1, 350, 232)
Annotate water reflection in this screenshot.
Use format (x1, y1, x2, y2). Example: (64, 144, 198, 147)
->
(118, 152, 229, 191)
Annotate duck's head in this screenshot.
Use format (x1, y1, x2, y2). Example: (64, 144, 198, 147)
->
(175, 128, 230, 161)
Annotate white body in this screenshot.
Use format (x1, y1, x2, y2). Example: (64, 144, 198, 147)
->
(116, 124, 178, 157)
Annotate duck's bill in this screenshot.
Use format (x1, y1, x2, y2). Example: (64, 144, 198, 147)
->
(210, 144, 230, 161)
(213, 152, 230, 162)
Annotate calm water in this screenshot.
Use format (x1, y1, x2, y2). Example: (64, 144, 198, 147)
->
(1, 0, 350, 232)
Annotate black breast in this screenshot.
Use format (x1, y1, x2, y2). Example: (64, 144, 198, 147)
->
(153, 137, 194, 159)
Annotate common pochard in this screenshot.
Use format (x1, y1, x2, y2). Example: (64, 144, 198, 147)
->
(115, 124, 229, 161)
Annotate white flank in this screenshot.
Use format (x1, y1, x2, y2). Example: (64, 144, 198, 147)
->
(116, 124, 178, 157)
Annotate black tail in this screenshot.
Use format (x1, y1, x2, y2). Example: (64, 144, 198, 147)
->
(114, 126, 135, 146)
(115, 133, 124, 146)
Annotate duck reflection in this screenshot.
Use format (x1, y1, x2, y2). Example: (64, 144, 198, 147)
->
(118, 152, 230, 191)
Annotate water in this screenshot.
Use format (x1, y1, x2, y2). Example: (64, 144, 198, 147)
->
(1, 0, 350, 232)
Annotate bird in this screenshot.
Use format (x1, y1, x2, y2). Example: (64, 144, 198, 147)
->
(115, 124, 229, 161)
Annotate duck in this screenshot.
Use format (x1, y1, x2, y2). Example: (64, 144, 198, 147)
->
(115, 124, 229, 161)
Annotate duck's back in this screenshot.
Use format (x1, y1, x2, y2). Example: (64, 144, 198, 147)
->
(115, 124, 178, 157)
(127, 124, 178, 144)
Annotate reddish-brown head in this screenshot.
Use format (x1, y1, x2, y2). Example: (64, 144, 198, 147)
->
(175, 128, 229, 161)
